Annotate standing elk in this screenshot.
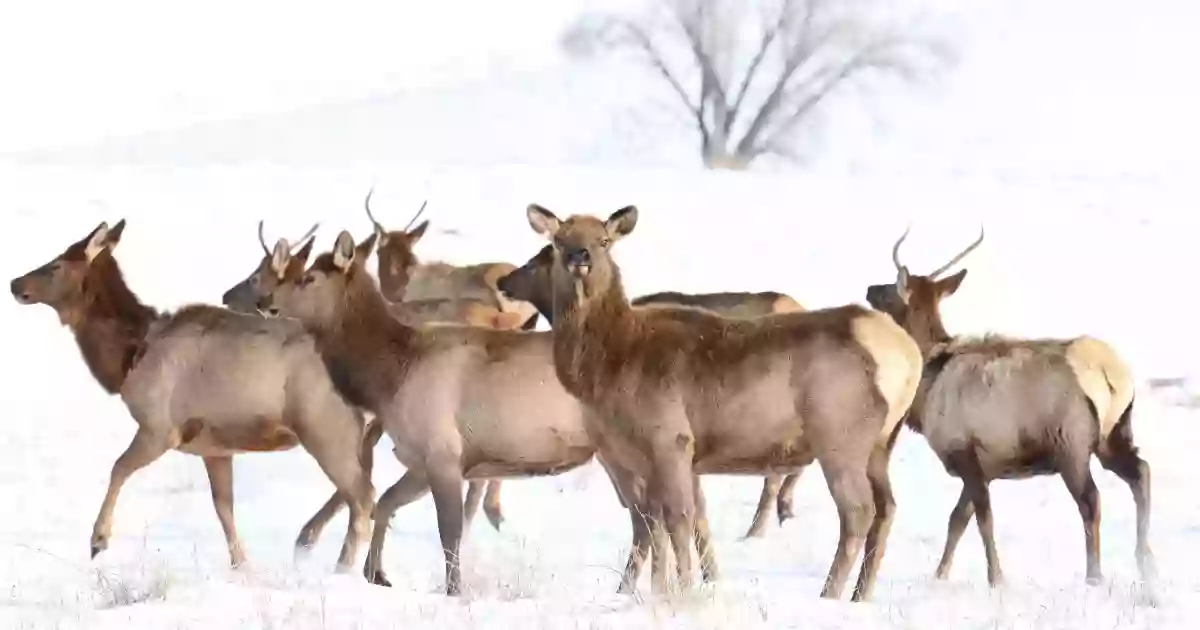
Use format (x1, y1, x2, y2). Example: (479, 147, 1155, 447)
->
(9, 219, 375, 571)
(365, 191, 538, 532)
(221, 221, 515, 548)
(864, 226, 1155, 586)
(523, 204, 924, 601)
(496, 244, 809, 539)
(251, 230, 721, 595)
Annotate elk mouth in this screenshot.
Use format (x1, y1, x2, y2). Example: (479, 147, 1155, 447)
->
(10, 280, 33, 304)
(258, 306, 281, 318)
(569, 262, 591, 278)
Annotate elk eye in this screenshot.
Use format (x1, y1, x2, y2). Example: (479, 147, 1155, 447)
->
(299, 274, 315, 287)
(599, 238, 611, 248)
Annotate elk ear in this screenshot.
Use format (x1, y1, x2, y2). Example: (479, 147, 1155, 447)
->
(937, 269, 967, 296)
(270, 238, 291, 276)
(292, 236, 315, 266)
(355, 232, 378, 262)
(604, 205, 638, 241)
(332, 231, 358, 272)
(106, 219, 127, 248)
(895, 266, 911, 304)
(407, 220, 429, 245)
(83, 221, 111, 262)
(526, 204, 561, 239)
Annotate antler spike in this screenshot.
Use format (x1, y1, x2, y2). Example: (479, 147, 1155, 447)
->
(292, 222, 319, 252)
(364, 187, 383, 231)
(403, 200, 429, 231)
(257, 220, 271, 256)
(929, 225, 985, 279)
(891, 223, 911, 273)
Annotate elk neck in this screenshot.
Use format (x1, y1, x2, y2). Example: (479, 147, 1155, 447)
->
(312, 268, 419, 411)
(552, 264, 637, 402)
(896, 306, 952, 358)
(65, 255, 159, 394)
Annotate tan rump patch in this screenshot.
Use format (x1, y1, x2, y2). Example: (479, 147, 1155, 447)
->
(850, 311, 923, 442)
(771, 295, 806, 314)
(1064, 336, 1133, 439)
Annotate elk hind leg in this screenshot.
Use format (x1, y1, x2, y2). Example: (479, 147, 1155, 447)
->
(953, 449, 1004, 587)
(1098, 403, 1156, 581)
(91, 427, 174, 558)
(692, 474, 719, 583)
(777, 470, 803, 524)
(851, 431, 901, 602)
(482, 480, 504, 530)
(817, 460, 874, 600)
(743, 474, 782, 539)
(1060, 454, 1103, 584)
(462, 481, 485, 530)
(298, 430, 375, 572)
(202, 456, 246, 568)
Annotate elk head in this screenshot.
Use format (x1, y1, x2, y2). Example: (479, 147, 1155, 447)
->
(364, 188, 428, 300)
(865, 225, 984, 350)
(11, 219, 127, 317)
(495, 244, 555, 320)
(257, 230, 377, 329)
(222, 220, 319, 313)
(525, 204, 637, 312)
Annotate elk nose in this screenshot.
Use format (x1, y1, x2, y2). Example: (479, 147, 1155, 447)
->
(10, 278, 31, 303)
(566, 248, 591, 268)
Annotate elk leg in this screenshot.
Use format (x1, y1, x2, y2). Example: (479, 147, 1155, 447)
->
(298, 427, 375, 573)
(462, 481, 484, 529)
(653, 448, 697, 593)
(295, 417, 383, 553)
(851, 436, 900, 603)
(1061, 459, 1103, 584)
(427, 460, 466, 596)
(648, 499, 671, 595)
(817, 462, 874, 600)
(743, 474, 782, 539)
(933, 484, 975, 580)
(777, 470, 803, 524)
(482, 480, 504, 530)
(364, 470, 431, 587)
(202, 456, 246, 568)
(1098, 413, 1156, 581)
(620, 498, 654, 594)
(966, 475, 1003, 586)
(90, 428, 173, 558)
(692, 474, 719, 583)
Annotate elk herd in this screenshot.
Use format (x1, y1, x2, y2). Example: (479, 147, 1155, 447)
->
(8, 192, 1156, 604)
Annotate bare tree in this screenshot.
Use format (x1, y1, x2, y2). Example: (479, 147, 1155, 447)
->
(562, 0, 955, 169)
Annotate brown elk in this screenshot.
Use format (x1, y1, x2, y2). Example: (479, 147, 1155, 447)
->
(365, 191, 539, 531)
(252, 230, 721, 595)
(496, 244, 809, 540)
(864, 227, 1155, 587)
(221, 222, 520, 550)
(9, 219, 375, 572)
(523, 204, 924, 601)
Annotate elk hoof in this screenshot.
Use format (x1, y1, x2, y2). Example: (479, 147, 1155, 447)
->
(368, 570, 392, 587)
(617, 580, 636, 595)
(90, 536, 108, 559)
(1086, 573, 1104, 586)
(777, 506, 795, 524)
(446, 581, 462, 596)
(485, 513, 505, 531)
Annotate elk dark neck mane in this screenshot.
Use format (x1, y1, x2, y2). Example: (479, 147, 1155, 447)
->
(311, 264, 418, 411)
(67, 253, 160, 394)
(552, 263, 638, 401)
(896, 307, 952, 358)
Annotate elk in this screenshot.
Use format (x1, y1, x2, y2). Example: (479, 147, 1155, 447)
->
(523, 204, 924, 601)
(497, 244, 809, 539)
(9, 219, 375, 572)
(365, 190, 539, 530)
(253, 231, 721, 596)
(865, 227, 1155, 587)
(221, 222, 520, 550)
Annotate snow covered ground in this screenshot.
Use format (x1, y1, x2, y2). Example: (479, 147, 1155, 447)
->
(2, 0, 1199, 628)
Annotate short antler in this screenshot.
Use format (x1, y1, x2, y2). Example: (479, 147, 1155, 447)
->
(891, 224, 912, 273)
(403, 200, 428, 231)
(257, 220, 271, 256)
(364, 187, 384, 232)
(292, 222, 320, 251)
(929, 226, 985, 279)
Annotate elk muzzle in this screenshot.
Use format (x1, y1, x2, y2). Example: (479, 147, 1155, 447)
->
(565, 248, 591, 277)
(11, 275, 36, 305)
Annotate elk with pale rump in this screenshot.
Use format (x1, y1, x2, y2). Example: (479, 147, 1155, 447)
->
(253, 230, 720, 595)
(10, 219, 375, 571)
(864, 227, 1155, 586)
(497, 244, 809, 540)
(522, 204, 924, 601)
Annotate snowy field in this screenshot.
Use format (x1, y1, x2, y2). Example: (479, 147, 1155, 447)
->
(3, 0, 1200, 628)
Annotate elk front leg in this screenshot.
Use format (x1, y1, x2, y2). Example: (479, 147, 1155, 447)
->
(91, 428, 173, 558)
(933, 484, 975, 580)
(777, 471, 803, 524)
(692, 474, 719, 583)
(462, 480, 485, 530)
(295, 417, 383, 553)
(202, 456, 246, 568)
(652, 438, 698, 594)
(482, 480, 504, 530)
(427, 459, 466, 596)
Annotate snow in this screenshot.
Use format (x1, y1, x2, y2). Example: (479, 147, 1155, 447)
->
(2, 0, 1199, 628)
